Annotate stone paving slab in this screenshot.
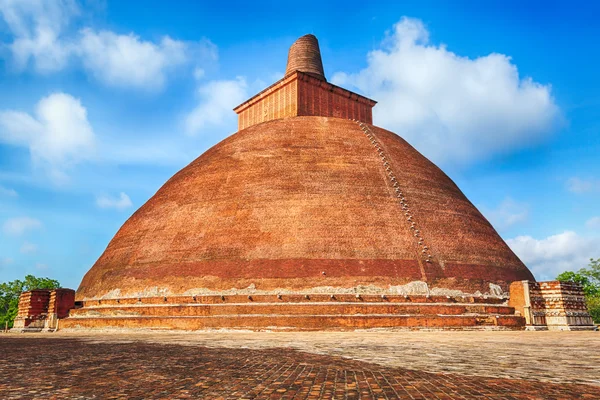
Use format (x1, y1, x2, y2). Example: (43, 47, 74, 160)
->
(1, 331, 599, 399)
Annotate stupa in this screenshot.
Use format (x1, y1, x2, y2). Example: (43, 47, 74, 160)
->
(61, 34, 544, 330)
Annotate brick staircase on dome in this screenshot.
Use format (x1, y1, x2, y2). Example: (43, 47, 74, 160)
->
(60, 294, 525, 331)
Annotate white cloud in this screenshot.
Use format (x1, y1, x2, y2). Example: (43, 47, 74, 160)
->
(3, 216, 42, 236)
(0, 0, 217, 89)
(0, 92, 96, 183)
(0, 185, 18, 197)
(193, 67, 205, 80)
(0, 0, 79, 73)
(332, 17, 560, 165)
(77, 29, 198, 90)
(507, 231, 600, 280)
(586, 217, 600, 229)
(185, 77, 248, 136)
(96, 192, 132, 210)
(20, 241, 37, 253)
(480, 198, 528, 231)
(566, 177, 600, 194)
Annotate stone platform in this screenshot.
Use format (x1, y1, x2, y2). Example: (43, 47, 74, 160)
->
(1, 331, 598, 399)
(61, 293, 525, 331)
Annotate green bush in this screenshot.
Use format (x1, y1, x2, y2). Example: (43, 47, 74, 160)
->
(0, 275, 60, 329)
(556, 258, 600, 324)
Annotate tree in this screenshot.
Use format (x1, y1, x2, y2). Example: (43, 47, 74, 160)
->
(556, 258, 600, 323)
(0, 275, 61, 329)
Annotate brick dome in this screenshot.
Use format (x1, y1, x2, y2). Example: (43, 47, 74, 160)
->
(77, 116, 533, 300)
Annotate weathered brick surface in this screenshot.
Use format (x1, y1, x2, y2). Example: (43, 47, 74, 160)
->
(509, 280, 595, 330)
(62, 293, 525, 330)
(48, 288, 76, 318)
(77, 118, 533, 301)
(0, 337, 597, 399)
(285, 34, 325, 80)
(11, 290, 50, 330)
(234, 73, 375, 130)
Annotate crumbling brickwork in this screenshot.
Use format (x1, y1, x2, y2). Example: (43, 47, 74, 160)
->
(509, 280, 595, 330)
(11, 289, 50, 331)
(43, 288, 75, 331)
(11, 288, 75, 332)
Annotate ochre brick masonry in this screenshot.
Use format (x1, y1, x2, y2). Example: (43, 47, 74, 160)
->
(11, 289, 50, 331)
(234, 72, 375, 130)
(60, 293, 525, 331)
(285, 34, 325, 79)
(509, 280, 595, 330)
(11, 289, 75, 332)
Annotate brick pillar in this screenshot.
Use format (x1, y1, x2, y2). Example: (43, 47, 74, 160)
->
(509, 280, 596, 331)
(11, 289, 51, 332)
(43, 289, 75, 331)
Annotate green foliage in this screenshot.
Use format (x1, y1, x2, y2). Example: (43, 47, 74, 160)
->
(0, 275, 60, 329)
(556, 258, 600, 324)
(587, 296, 600, 325)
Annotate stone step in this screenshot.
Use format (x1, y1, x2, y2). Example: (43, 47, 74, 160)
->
(80, 293, 507, 307)
(60, 314, 525, 331)
(68, 302, 516, 318)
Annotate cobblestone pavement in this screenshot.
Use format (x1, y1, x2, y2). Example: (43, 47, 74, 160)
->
(1, 334, 599, 399)
(53, 330, 600, 386)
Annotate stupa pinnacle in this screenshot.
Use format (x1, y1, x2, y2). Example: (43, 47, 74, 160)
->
(284, 34, 326, 80)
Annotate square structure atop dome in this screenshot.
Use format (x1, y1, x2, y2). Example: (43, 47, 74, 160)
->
(234, 71, 377, 130)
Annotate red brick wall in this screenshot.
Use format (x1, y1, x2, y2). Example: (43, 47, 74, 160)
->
(16, 290, 50, 319)
(508, 281, 527, 319)
(48, 289, 76, 319)
(296, 76, 373, 123)
(234, 72, 375, 130)
(508, 280, 594, 329)
(237, 78, 298, 130)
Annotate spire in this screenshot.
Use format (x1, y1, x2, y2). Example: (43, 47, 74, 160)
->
(285, 34, 326, 81)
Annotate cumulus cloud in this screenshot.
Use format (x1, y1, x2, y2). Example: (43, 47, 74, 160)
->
(3, 216, 42, 236)
(480, 197, 528, 231)
(185, 77, 248, 136)
(0, 185, 18, 197)
(566, 177, 600, 194)
(507, 231, 600, 280)
(0, 92, 96, 183)
(332, 17, 560, 165)
(586, 217, 600, 229)
(96, 192, 132, 210)
(0, 0, 217, 89)
(20, 241, 37, 254)
(0, 0, 79, 73)
(77, 30, 216, 90)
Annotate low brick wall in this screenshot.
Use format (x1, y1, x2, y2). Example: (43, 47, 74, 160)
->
(11, 290, 50, 331)
(11, 288, 75, 332)
(509, 280, 595, 330)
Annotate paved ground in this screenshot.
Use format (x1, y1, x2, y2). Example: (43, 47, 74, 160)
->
(0, 331, 599, 399)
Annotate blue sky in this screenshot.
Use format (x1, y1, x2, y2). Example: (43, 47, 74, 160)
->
(0, 0, 598, 289)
